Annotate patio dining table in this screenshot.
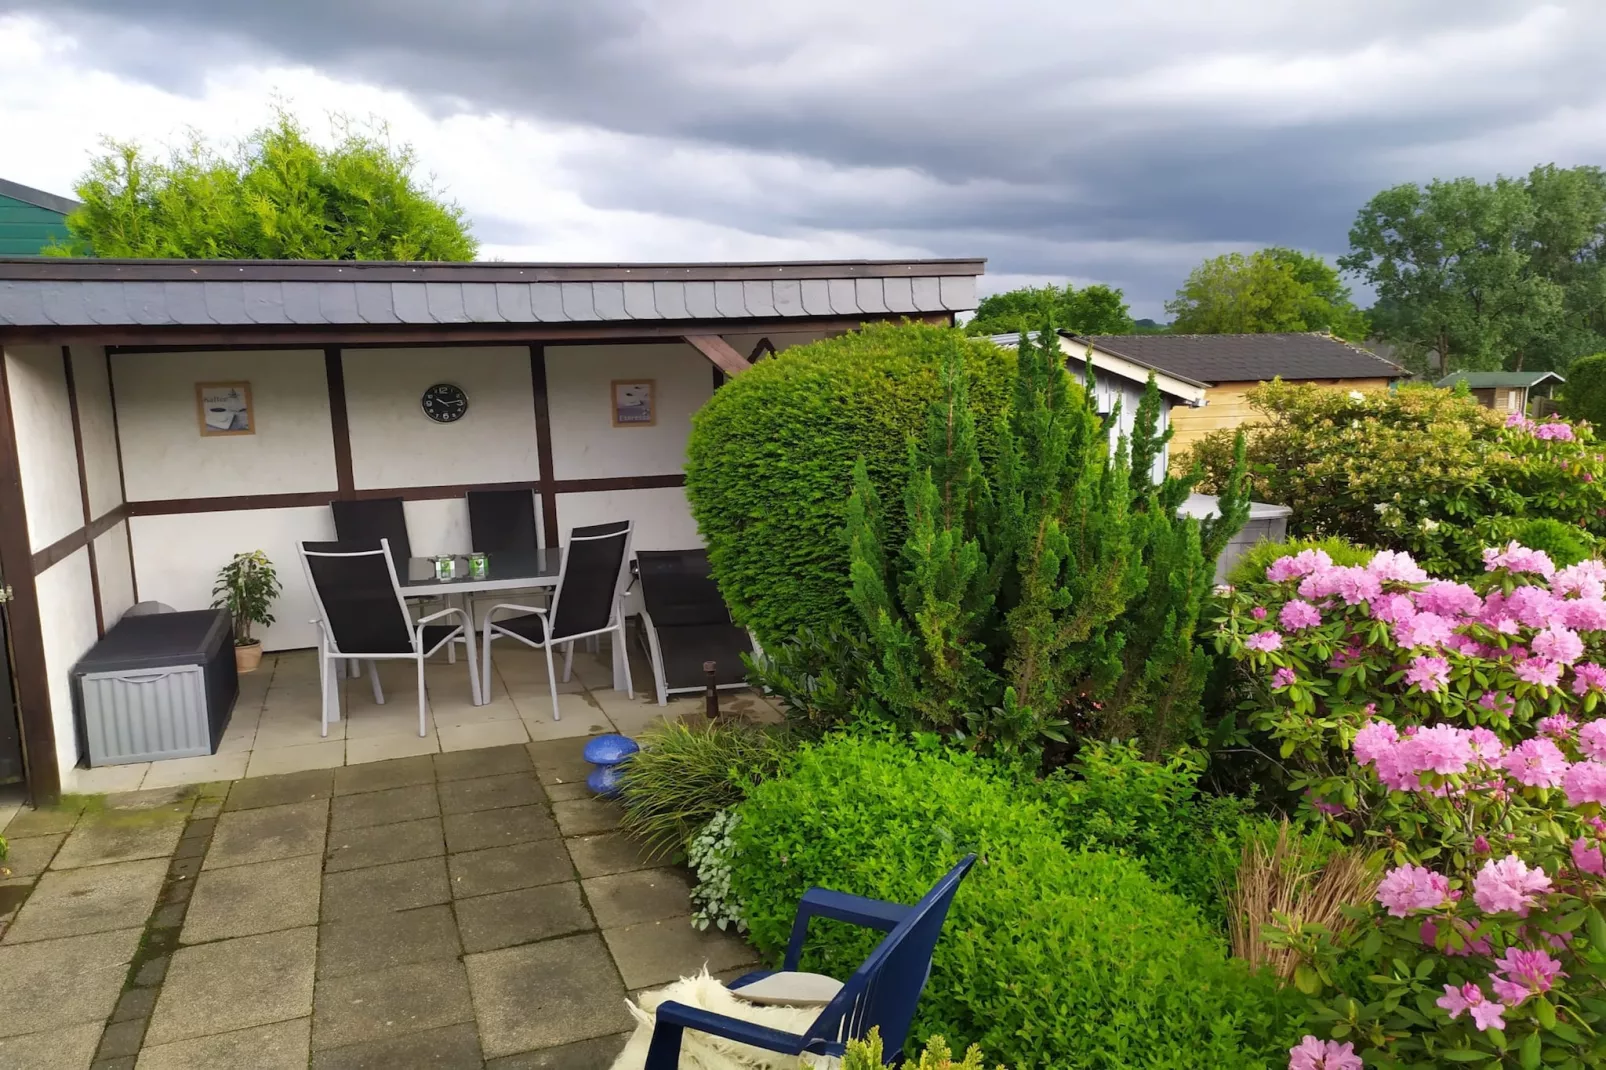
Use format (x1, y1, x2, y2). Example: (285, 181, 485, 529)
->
(398, 548, 631, 693)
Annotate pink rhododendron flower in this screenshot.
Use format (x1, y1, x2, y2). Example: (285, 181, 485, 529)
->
(1579, 717, 1606, 758)
(1437, 983, 1506, 1031)
(1555, 562, 1606, 600)
(1474, 835, 1491, 853)
(1515, 657, 1563, 688)
(1536, 422, 1577, 441)
(1368, 592, 1415, 624)
(1421, 917, 1492, 956)
(1287, 1036, 1362, 1070)
(1479, 690, 1515, 715)
(1502, 739, 1569, 787)
(1573, 837, 1606, 878)
(1272, 667, 1297, 689)
(1404, 654, 1450, 694)
(1368, 550, 1430, 584)
(1489, 947, 1565, 1007)
(1468, 726, 1506, 763)
(1394, 611, 1454, 649)
(1244, 630, 1282, 652)
(1506, 413, 1533, 430)
(1376, 864, 1451, 917)
(1534, 625, 1586, 665)
(1540, 713, 1578, 739)
(1252, 606, 1268, 621)
(1473, 855, 1554, 915)
(1410, 724, 1474, 774)
(1574, 664, 1606, 697)
(1279, 599, 1322, 631)
(1417, 580, 1484, 618)
(1352, 720, 1399, 766)
(1564, 760, 1606, 806)
(1470, 1001, 1507, 1032)
(1561, 597, 1606, 631)
(1483, 542, 1557, 578)
(1266, 549, 1331, 583)
(1489, 585, 1564, 629)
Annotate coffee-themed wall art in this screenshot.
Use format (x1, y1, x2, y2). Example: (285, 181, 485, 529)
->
(612, 379, 656, 427)
(196, 382, 254, 436)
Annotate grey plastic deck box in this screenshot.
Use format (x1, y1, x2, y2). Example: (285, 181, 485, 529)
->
(72, 609, 239, 766)
(1177, 493, 1294, 583)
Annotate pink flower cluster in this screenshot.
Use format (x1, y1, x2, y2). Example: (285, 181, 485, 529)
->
(1437, 982, 1509, 1032)
(1288, 1036, 1361, 1070)
(1375, 864, 1450, 917)
(1483, 542, 1557, 578)
(1506, 413, 1578, 441)
(1472, 855, 1553, 915)
(1352, 714, 1606, 804)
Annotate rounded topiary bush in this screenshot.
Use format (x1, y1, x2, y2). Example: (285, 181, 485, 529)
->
(685, 322, 1014, 644)
(1562, 352, 1606, 428)
(727, 737, 1301, 1069)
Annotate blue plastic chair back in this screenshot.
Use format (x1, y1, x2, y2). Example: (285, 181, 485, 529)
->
(802, 854, 976, 1060)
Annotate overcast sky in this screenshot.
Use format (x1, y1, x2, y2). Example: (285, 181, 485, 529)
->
(2, 2, 1603, 318)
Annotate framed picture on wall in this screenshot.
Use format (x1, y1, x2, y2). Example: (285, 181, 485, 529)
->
(611, 379, 656, 427)
(195, 382, 254, 436)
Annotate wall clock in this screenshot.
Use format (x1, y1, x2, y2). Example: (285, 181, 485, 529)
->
(421, 383, 468, 424)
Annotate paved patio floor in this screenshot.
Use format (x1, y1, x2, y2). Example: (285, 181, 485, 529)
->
(0, 740, 762, 1069)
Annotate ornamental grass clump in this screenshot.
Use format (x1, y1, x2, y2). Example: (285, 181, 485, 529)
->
(1218, 543, 1606, 1066)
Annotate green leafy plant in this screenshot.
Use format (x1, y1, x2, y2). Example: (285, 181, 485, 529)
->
(963, 281, 1134, 337)
(1561, 352, 1606, 427)
(685, 322, 1015, 644)
(728, 735, 1303, 1069)
(615, 720, 791, 858)
(210, 550, 281, 647)
(686, 809, 744, 932)
(843, 1028, 1005, 1070)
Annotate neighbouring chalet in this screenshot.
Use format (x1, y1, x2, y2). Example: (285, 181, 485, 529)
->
(1435, 370, 1565, 415)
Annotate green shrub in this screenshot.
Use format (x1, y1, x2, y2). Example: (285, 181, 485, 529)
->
(1044, 741, 1253, 927)
(728, 736, 1301, 1069)
(844, 1029, 1005, 1070)
(1561, 351, 1606, 427)
(686, 323, 1014, 644)
(1474, 514, 1595, 567)
(1225, 535, 1373, 591)
(615, 720, 792, 858)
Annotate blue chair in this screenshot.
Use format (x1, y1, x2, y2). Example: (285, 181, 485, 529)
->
(644, 854, 977, 1068)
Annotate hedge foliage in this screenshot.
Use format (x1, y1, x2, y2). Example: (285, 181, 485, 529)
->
(1561, 351, 1606, 428)
(685, 323, 1014, 643)
(727, 736, 1301, 1069)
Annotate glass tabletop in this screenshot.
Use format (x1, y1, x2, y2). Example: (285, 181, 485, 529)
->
(401, 548, 562, 591)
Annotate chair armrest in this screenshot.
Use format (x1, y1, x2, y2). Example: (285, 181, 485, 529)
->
(414, 606, 470, 627)
(644, 1001, 807, 1068)
(484, 603, 548, 618)
(783, 888, 912, 970)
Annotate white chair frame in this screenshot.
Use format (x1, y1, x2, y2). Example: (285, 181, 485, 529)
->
(480, 522, 635, 720)
(301, 538, 483, 738)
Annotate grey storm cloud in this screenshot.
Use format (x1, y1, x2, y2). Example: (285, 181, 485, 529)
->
(4, 0, 1604, 315)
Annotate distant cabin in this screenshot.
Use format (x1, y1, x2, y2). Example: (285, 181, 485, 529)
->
(1435, 370, 1564, 416)
(0, 178, 78, 256)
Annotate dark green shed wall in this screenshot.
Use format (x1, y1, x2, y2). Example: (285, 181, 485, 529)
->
(0, 193, 69, 256)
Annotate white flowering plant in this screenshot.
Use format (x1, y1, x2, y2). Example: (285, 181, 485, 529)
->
(1218, 544, 1606, 1067)
(688, 809, 747, 933)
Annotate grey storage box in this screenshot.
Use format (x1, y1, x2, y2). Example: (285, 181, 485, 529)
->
(73, 609, 239, 766)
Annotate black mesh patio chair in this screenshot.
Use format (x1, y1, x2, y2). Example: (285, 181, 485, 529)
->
(467, 489, 541, 554)
(479, 521, 634, 720)
(299, 538, 482, 737)
(331, 497, 412, 572)
(634, 549, 755, 706)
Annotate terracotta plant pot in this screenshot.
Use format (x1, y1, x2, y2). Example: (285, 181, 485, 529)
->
(235, 641, 264, 674)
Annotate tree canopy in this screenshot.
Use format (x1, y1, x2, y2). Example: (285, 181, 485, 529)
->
(964, 282, 1135, 336)
(50, 109, 477, 261)
(1163, 247, 1368, 338)
(1341, 165, 1606, 375)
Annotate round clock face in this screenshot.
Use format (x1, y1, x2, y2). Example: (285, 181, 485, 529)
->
(421, 383, 468, 424)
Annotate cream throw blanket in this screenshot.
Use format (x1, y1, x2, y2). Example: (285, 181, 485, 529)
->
(609, 970, 841, 1070)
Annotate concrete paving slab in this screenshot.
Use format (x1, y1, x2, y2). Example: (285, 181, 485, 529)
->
(441, 805, 558, 854)
(0, 927, 142, 1038)
(316, 904, 461, 980)
(551, 799, 623, 837)
(204, 800, 328, 870)
(564, 832, 663, 878)
(455, 881, 593, 955)
(223, 769, 334, 812)
(433, 744, 532, 782)
(311, 960, 474, 1051)
(181, 855, 321, 944)
(602, 915, 758, 990)
(310, 1022, 482, 1070)
(145, 926, 317, 1045)
(465, 932, 634, 1058)
(331, 755, 435, 797)
(324, 817, 444, 873)
(581, 868, 695, 931)
(329, 783, 439, 832)
(321, 856, 451, 920)
(0, 832, 65, 879)
(447, 840, 574, 899)
(0, 1021, 103, 1070)
(485, 1032, 630, 1069)
(4, 858, 167, 944)
(526, 737, 592, 789)
(4, 805, 84, 839)
(437, 772, 545, 816)
(134, 1017, 310, 1070)
(52, 810, 187, 869)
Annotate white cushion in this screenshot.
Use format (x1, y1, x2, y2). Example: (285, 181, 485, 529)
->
(731, 971, 844, 1008)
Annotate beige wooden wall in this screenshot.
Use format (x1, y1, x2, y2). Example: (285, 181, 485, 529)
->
(1169, 377, 1396, 462)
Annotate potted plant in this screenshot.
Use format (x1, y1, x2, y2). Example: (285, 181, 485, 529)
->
(211, 550, 282, 673)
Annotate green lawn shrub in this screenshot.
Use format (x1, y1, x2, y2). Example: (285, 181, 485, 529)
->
(727, 735, 1301, 1069)
(1561, 351, 1606, 428)
(685, 323, 1014, 644)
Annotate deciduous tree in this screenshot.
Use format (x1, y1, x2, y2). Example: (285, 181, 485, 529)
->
(1165, 248, 1367, 338)
(964, 282, 1135, 336)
